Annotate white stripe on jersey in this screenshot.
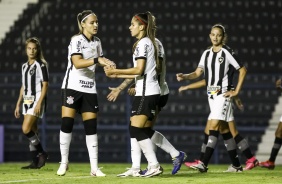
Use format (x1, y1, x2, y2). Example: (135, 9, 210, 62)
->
(133, 37, 160, 96)
(198, 45, 244, 95)
(22, 60, 49, 97)
(155, 38, 169, 96)
(62, 34, 103, 93)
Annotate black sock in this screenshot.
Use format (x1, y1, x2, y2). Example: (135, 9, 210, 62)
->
(234, 134, 253, 159)
(202, 130, 219, 166)
(269, 137, 282, 162)
(222, 132, 241, 167)
(200, 133, 209, 161)
(25, 131, 44, 153)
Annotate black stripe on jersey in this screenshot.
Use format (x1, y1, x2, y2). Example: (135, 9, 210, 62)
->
(30, 65, 37, 108)
(210, 52, 218, 86)
(136, 74, 147, 115)
(24, 64, 31, 95)
(227, 65, 235, 90)
(223, 45, 243, 68)
(216, 51, 226, 95)
(204, 51, 210, 85)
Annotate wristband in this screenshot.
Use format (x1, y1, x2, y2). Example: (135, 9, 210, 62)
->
(93, 58, 98, 65)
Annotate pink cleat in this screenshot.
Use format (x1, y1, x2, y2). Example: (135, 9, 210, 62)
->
(184, 159, 201, 168)
(244, 156, 259, 170)
(259, 160, 275, 170)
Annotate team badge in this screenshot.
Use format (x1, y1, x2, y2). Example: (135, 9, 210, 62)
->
(29, 67, 35, 75)
(66, 96, 74, 104)
(218, 57, 224, 64)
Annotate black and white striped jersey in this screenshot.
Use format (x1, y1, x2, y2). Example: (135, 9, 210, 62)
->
(155, 38, 169, 96)
(21, 60, 49, 97)
(62, 34, 103, 94)
(198, 45, 244, 95)
(133, 37, 160, 96)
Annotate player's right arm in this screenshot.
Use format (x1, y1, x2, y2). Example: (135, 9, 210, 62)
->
(178, 79, 206, 93)
(14, 86, 23, 118)
(107, 79, 133, 102)
(176, 67, 204, 81)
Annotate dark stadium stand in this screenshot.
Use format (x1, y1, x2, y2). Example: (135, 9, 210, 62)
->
(0, 0, 281, 164)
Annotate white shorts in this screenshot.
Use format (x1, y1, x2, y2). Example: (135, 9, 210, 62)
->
(22, 94, 45, 118)
(208, 94, 234, 122)
(280, 115, 282, 122)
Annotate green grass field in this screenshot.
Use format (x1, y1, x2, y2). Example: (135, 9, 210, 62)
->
(0, 163, 281, 184)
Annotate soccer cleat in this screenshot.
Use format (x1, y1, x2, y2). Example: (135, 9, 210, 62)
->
(172, 151, 187, 174)
(190, 161, 208, 173)
(224, 165, 243, 173)
(259, 160, 275, 170)
(57, 162, 69, 176)
(141, 165, 163, 177)
(90, 168, 106, 177)
(244, 156, 259, 170)
(21, 161, 39, 169)
(37, 151, 48, 168)
(117, 168, 141, 177)
(140, 168, 148, 175)
(184, 159, 201, 168)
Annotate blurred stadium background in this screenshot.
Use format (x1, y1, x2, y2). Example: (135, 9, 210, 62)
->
(0, 0, 281, 165)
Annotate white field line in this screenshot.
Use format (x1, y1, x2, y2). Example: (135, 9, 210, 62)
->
(0, 176, 92, 183)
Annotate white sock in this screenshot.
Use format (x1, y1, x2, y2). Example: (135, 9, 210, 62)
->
(138, 138, 159, 167)
(151, 131, 179, 158)
(59, 131, 72, 163)
(86, 134, 98, 171)
(130, 138, 141, 169)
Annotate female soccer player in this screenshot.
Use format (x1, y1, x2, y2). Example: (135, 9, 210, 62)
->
(107, 37, 186, 177)
(104, 12, 163, 177)
(14, 37, 49, 169)
(57, 10, 115, 176)
(176, 24, 247, 172)
(259, 78, 282, 169)
(179, 79, 258, 170)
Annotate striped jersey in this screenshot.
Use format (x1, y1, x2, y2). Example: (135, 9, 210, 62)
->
(62, 34, 103, 93)
(133, 37, 160, 96)
(21, 60, 49, 98)
(198, 45, 244, 96)
(155, 38, 169, 96)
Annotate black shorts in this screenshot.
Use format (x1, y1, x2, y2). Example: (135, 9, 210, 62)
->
(158, 94, 169, 110)
(131, 94, 160, 120)
(61, 89, 99, 114)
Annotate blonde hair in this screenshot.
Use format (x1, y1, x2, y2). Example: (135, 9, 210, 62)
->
(76, 10, 96, 34)
(25, 37, 47, 66)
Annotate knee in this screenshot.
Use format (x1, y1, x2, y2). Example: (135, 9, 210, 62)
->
(22, 125, 31, 134)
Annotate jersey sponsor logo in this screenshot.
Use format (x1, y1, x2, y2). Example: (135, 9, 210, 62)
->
(66, 96, 74, 104)
(207, 86, 221, 95)
(23, 96, 35, 105)
(218, 56, 224, 64)
(144, 44, 149, 56)
(76, 41, 81, 52)
(79, 80, 94, 88)
(134, 47, 139, 56)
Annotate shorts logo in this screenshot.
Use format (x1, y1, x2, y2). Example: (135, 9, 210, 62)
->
(66, 96, 74, 104)
(218, 57, 224, 64)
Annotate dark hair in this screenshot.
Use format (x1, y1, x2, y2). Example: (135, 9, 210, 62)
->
(211, 23, 228, 44)
(132, 11, 157, 63)
(25, 37, 47, 66)
(76, 10, 96, 34)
